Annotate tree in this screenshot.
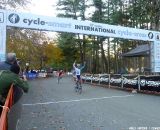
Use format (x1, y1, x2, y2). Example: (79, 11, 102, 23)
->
(0, 0, 30, 9)
(44, 42, 64, 69)
(56, 0, 160, 74)
(56, 33, 78, 71)
(7, 28, 51, 70)
(56, 0, 90, 70)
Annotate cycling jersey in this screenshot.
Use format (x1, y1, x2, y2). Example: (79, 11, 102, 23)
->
(73, 62, 85, 80)
(75, 68, 80, 75)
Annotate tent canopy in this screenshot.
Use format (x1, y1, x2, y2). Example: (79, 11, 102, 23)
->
(121, 44, 150, 57)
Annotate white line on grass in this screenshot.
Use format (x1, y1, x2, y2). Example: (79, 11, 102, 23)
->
(23, 95, 134, 106)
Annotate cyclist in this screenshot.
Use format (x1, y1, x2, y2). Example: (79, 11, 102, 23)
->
(57, 70, 63, 84)
(73, 60, 86, 91)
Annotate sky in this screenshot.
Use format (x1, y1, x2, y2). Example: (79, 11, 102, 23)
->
(24, 0, 59, 17)
(19, 0, 93, 40)
(20, 0, 59, 39)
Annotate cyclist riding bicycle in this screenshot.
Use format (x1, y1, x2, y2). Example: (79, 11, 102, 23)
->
(73, 60, 86, 91)
(57, 70, 63, 84)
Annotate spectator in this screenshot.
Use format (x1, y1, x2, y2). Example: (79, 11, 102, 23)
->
(0, 53, 17, 71)
(0, 53, 22, 78)
(0, 70, 29, 104)
(0, 53, 29, 113)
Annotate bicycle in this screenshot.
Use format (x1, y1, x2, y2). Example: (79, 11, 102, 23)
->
(57, 76, 62, 84)
(75, 78, 82, 94)
(57, 70, 63, 84)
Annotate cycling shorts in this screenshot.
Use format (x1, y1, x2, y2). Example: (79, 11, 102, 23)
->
(76, 75, 81, 80)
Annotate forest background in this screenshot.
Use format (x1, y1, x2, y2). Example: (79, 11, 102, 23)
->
(1, 0, 160, 74)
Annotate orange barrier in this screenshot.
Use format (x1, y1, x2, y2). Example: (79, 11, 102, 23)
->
(0, 84, 14, 130)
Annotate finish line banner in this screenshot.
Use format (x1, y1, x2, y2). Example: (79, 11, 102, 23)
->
(0, 9, 160, 72)
(0, 9, 156, 41)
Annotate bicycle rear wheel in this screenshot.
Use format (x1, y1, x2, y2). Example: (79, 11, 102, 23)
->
(77, 82, 82, 94)
(78, 85, 82, 94)
(57, 77, 61, 84)
(74, 81, 78, 92)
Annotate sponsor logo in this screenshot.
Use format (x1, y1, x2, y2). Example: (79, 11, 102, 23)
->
(7, 13, 71, 29)
(148, 32, 154, 39)
(8, 13, 20, 24)
(23, 18, 45, 25)
(8, 13, 46, 26)
(155, 33, 160, 41)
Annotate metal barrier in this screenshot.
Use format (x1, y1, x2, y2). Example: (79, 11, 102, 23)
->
(0, 84, 14, 130)
(82, 73, 160, 93)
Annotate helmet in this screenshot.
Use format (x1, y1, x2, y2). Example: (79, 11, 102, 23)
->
(6, 53, 16, 63)
(77, 64, 80, 68)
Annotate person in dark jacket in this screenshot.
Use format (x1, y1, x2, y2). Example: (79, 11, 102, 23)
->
(0, 53, 28, 115)
(0, 70, 29, 102)
(10, 60, 20, 75)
